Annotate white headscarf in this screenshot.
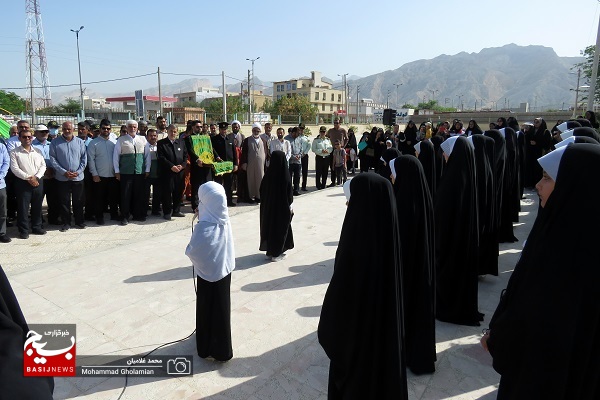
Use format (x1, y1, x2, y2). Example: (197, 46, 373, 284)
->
(252, 122, 262, 130)
(343, 179, 352, 201)
(555, 136, 576, 148)
(390, 158, 397, 180)
(413, 141, 422, 155)
(556, 122, 568, 133)
(231, 120, 241, 126)
(538, 146, 568, 182)
(559, 129, 574, 141)
(440, 136, 459, 157)
(185, 182, 235, 282)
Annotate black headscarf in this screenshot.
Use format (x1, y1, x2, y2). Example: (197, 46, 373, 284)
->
(392, 155, 436, 375)
(0, 266, 55, 399)
(434, 137, 482, 326)
(487, 144, 600, 399)
(417, 139, 437, 199)
(318, 173, 408, 399)
(469, 135, 498, 275)
(574, 136, 600, 145)
(346, 130, 357, 153)
(572, 126, 600, 143)
(524, 121, 551, 187)
(259, 151, 294, 257)
(575, 118, 592, 128)
(429, 135, 445, 189)
(465, 119, 483, 136)
(504, 127, 521, 224)
(585, 110, 600, 128)
(401, 121, 418, 156)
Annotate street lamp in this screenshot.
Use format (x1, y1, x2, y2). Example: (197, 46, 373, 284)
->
(456, 94, 463, 111)
(70, 26, 84, 112)
(246, 57, 259, 122)
(429, 89, 439, 103)
(337, 73, 349, 122)
(393, 83, 403, 108)
(386, 89, 391, 108)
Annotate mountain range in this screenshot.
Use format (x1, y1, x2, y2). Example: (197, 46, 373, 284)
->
(54, 44, 584, 111)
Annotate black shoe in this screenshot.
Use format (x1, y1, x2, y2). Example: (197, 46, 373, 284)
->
(96, 219, 105, 225)
(84, 215, 96, 222)
(227, 202, 237, 207)
(293, 191, 301, 196)
(151, 211, 161, 216)
(328, 182, 336, 187)
(163, 215, 172, 221)
(132, 217, 146, 222)
(32, 228, 47, 235)
(110, 216, 120, 221)
(120, 219, 129, 226)
(60, 224, 70, 232)
(48, 219, 62, 225)
(254, 198, 260, 204)
(19, 232, 29, 239)
(0, 235, 11, 243)
(172, 212, 185, 217)
(301, 187, 308, 191)
(74, 223, 86, 229)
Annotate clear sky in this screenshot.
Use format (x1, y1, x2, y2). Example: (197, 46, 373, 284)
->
(1, 0, 599, 99)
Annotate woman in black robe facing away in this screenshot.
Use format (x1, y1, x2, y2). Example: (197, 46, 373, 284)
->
(318, 173, 408, 400)
(434, 136, 482, 326)
(482, 143, 600, 399)
(468, 135, 498, 276)
(414, 140, 437, 199)
(378, 147, 401, 183)
(390, 155, 436, 375)
(524, 117, 552, 188)
(429, 135, 445, 189)
(259, 150, 294, 261)
(0, 266, 55, 399)
(496, 128, 519, 242)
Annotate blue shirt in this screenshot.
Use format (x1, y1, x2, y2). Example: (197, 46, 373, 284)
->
(50, 135, 87, 182)
(0, 144, 8, 189)
(32, 138, 52, 167)
(87, 137, 116, 177)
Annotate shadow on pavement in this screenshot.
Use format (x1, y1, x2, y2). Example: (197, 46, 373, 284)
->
(123, 266, 193, 283)
(240, 259, 333, 293)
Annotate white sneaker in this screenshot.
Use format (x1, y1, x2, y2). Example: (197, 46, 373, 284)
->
(271, 254, 287, 262)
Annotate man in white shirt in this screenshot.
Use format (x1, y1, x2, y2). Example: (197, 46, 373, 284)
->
(269, 127, 291, 162)
(9, 128, 47, 239)
(311, 126, 333, 189)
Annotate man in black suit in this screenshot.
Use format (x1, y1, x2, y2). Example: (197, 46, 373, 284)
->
(185, 120, 212, 211)
(211, 121, 238, 207)
(157, 124, 188, 220)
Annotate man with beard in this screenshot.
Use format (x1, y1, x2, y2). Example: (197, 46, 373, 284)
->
(240, 122, 269, 203)
(156, 116, 168, 140)
(211, 122, 238, 207)
(87, 119, 119, 224)
(158, 124, 187, 219)
(137, 120, 149, 137)
(186, 120, 213, 211)
(298, 123, 311, 191)
(269, 127, 291, 162)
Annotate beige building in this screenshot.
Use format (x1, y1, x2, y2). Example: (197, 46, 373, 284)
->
(273, 71, 345, 120)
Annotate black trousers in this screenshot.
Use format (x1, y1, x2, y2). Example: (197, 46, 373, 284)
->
(56, 180, 84, 226)
(43, 177, 61, 223)
(190, 166, 211, 210)
(160, 172, 184, 216)
(289, 163, 301, 192)
(5, 170, 16, 219)
(120, 174, 146, 220)
(196, 273, 233, 361)
(0, 188, 6, 236)
(301, 154, 308, 189)
(315, 155, 329, 189)
(83, 167, 94, 219)
(15, 178, 44, 234)
(213, 173, 233, 203)
(145, 177, 161, 214)
(93, 176, 120, 221)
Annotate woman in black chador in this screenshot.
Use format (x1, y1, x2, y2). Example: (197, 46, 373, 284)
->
(318, 173, 408, 400)
(468, 134, 498, 276)
(390, 155, 436, 375)
(434, 136, 482, 326)
(414, 140, 437, 199)
(259, 150, 294, 261)
(482, 143, 600, 399)
(524, 117, 551, 188)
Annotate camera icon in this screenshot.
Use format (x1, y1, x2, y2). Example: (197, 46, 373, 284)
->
(167, 357, 191, 375)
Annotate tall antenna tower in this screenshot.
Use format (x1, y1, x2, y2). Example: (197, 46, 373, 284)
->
(25, 0, 52, 109)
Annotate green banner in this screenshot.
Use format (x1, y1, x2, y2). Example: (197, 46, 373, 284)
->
(190, 134, 215, 164)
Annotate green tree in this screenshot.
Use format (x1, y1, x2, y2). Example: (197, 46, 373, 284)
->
(573, 45, 600, 102)
(271, 95, 318, 122)
(59, 98, 81, 113)
(202, 96, 246, 120)
(0, 90, 26, 114)
(401, 103, 416, 109)
(178, 100, 203, 108)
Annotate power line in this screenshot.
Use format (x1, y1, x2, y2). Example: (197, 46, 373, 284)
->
(162, 72, 222, 77)
(0, 72, 156, 90)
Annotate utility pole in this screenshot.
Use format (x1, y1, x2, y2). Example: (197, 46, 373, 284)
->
(357, 85, 361, 124)
(247, 69, 251, 122)
(246, 57, 259, 123)
(574, 68, 582, 118)
(394, 83, 402, 108)
(26, 0, 52, 108)
(70, 26, 85, 114)
(387, 89, 391, 108)
(588, 10, 600, 112)
(158, 67, 163, 117)
(28, 40, 36, 125)
(337, 73, 348, 122)
(222, 71, 227, 122)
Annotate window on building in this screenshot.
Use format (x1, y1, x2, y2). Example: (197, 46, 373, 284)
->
(322, 93, 326, 101)
(315, 92, 319, 100)
(338, 94, 342, 102)
(292, 83, 297, 90)
(287, 93, 291, 98)
(330, 105, 333, 111)
(286, 83, 291, 91)
(322, 104, 325, 111)
(331, 94, 334, 101)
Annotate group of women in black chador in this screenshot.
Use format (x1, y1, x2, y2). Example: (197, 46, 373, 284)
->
(318, 113, 600, 399)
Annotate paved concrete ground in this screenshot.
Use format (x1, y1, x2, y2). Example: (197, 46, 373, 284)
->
(4, 174, 538, 400)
